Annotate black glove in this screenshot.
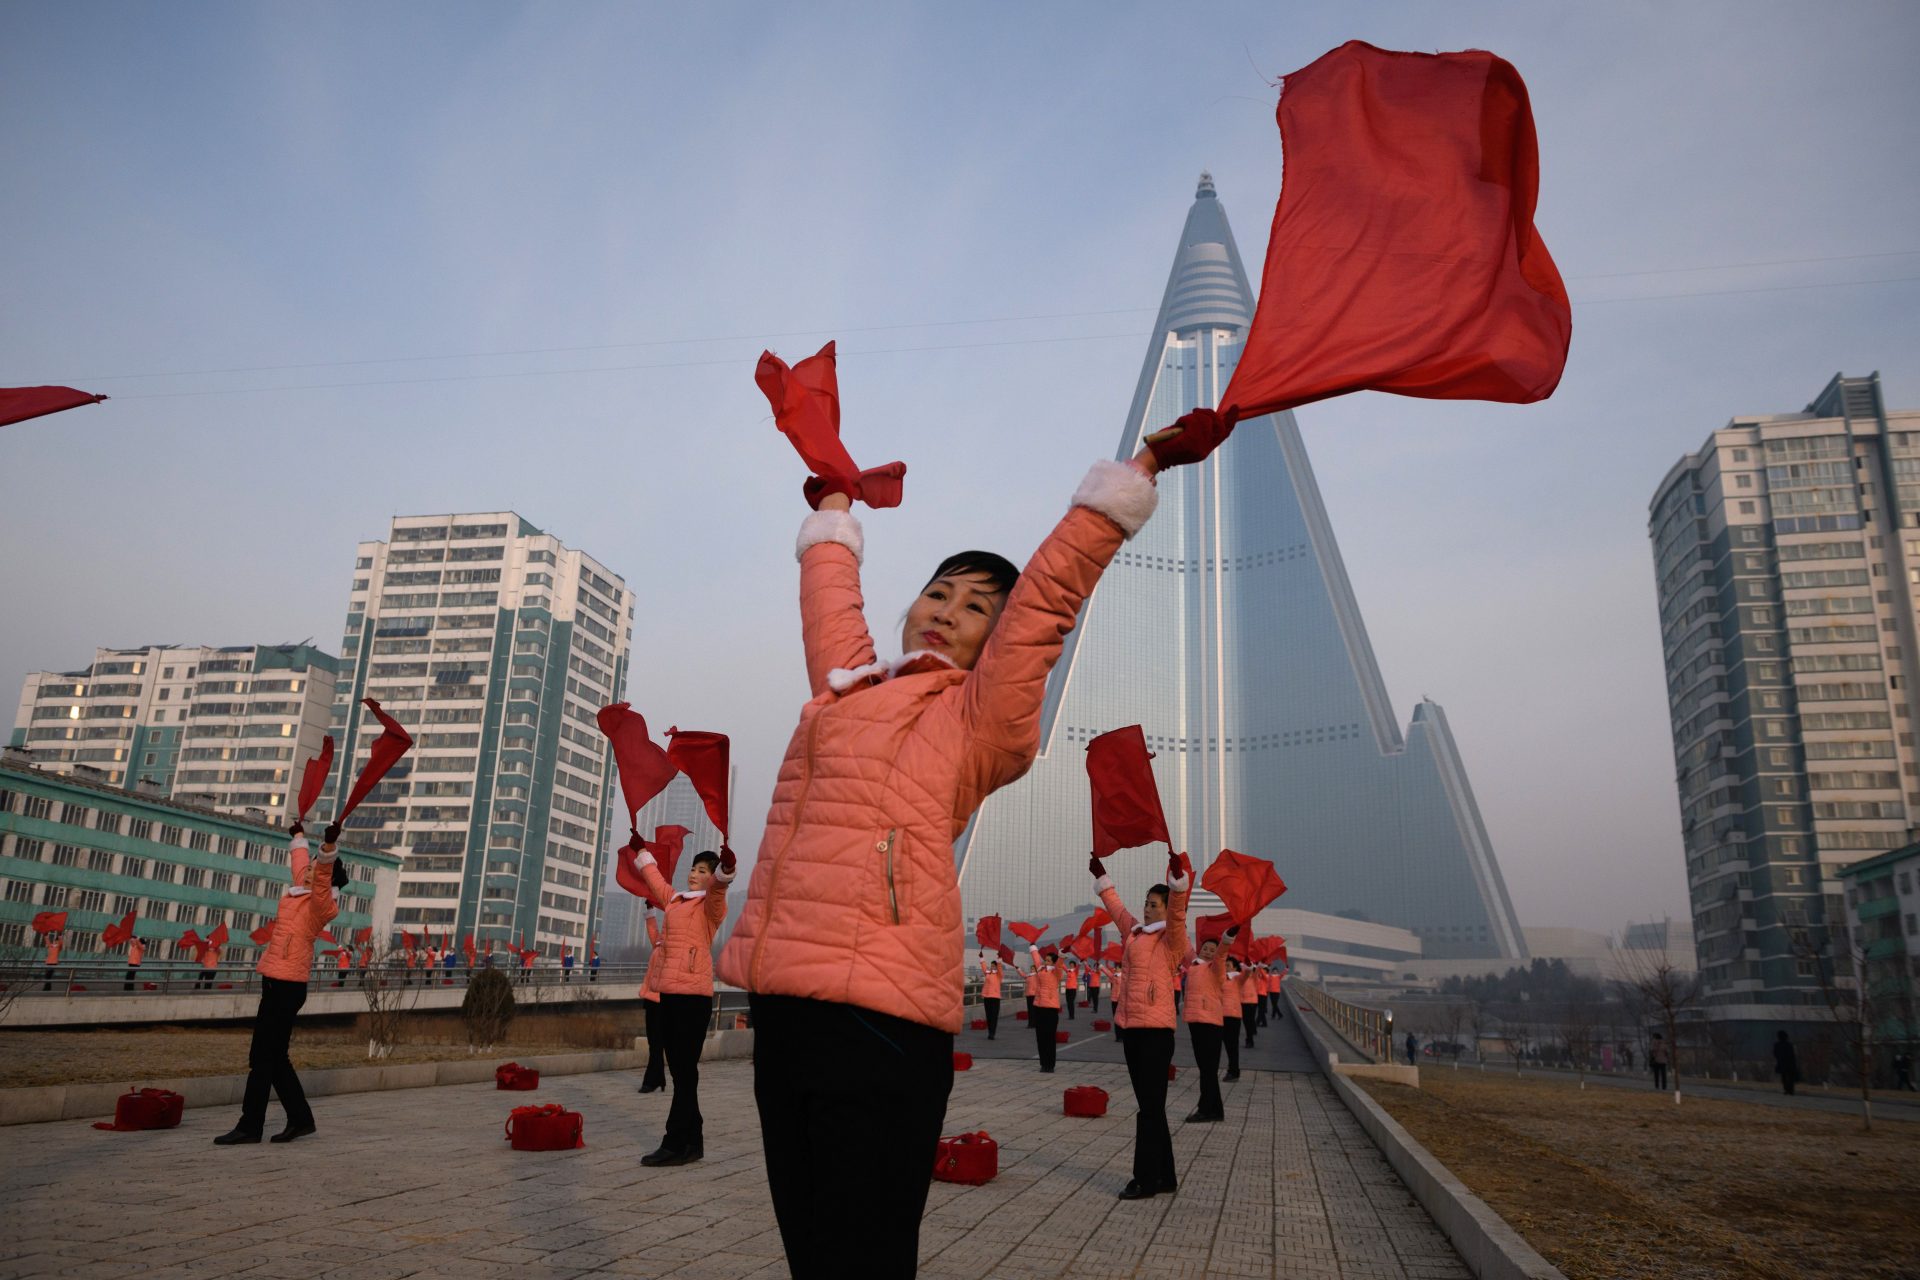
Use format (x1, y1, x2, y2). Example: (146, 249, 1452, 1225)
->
(1089, 855, 1105, 879)
(288, 820, 304, 837)
(627, 829, 645, 854)
(323, 822, 342, 846)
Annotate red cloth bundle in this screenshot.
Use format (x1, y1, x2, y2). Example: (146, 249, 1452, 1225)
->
(931, 1132, 997, 1185)
(504, 1103, 584, 1151)
(1201, 850, 1288, 926)
(616, 824, 692, 910)
(974, 914, 1003, 951)
(1063, 1086, 1109, 1118)
(1091, 1019, 1113, 1032)
(1167, 1065, 1179, 1082)
(952, 1052, 973, 1071)
(92, 1088, 184, 1132)
(31, 910, 67, 934)
(1086, 725, 1171, 859)
(1224, 40, 1571, 417)
(969, 1019, 987, 1031)
(1054, 1030, 1070, 1044)
(1014, 1010, 1030, 1021)
(495, 1063, 540, 1091)
(756, 341, 907, 510)
(101, 911, 137, 948)
(665, 727, 731, 837)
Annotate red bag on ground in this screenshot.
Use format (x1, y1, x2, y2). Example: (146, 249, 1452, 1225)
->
(495, 1063, 539, 1090)
(504, 1103, 583, 1151)
(1063, 1086, 1109, 1118)
(931, 1131, 998, 1185)
(1167, 1065, 1179, 1081)
(969, 1019, 987, 1031)
(1054, 1030, 1070, 1044)
(1014, 1010, 1029, 1021)
(952, 1052, 973, 1071)
(92, 1088, 184, 1132)
(1092, 1019, 1112, 1032)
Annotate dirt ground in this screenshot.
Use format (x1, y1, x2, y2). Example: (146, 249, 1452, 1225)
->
(0, 1009, 640, 1089)
(1356, 1067, 1920, 1280)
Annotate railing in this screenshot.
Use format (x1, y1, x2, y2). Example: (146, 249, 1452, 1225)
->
(2, 961, 656, 1000)
(1289, 978, 1389, 1064)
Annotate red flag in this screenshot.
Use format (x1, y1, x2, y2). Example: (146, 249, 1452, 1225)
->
(974, 915, 1003, 951)
(102, 911, 138, 947)
(597, 703, 677, 829)
(402, 930, 417, 952)
(1070, 935, 1096, 961)
(355, 925, 373, 945)
(207, 923, 229, 949)
(1224, 41, 1570, 419)
(1101, 942, 1123, 963)
(174, 929, 204, 955)
(1074, 909, 1112, 940)
(0, 386, 108, 429)
(31, 910, 68, 934)
(463, 933, 477, 964)
(296, 735, 334, 822)
(756, 343, 907, 510)
(1231, 930, 1254, 964)
(319, 929, 337, 945)
(615, 824, 691, 909)
(1195, 912, 1235, 948)
(1256, 936, 1289, 965)
(996, 943, 1015, 964)
(1200, 849, 1288, 926)
(250, 920, 277, 945)
(589, 935, 597, 962)
(1086, 726, 1171, 859)
(665, 727, 731, 837)
(337, 699, 413, 823)
(1008, 920, 1045, 946)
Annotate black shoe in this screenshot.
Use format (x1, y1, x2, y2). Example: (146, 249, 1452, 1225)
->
(640, 1143, 702, 1167)
(637, 1082, 663, 1094)
(213, 1127, 261, 1146)
(269, 1120, 316, 1144)
(1183, 1109, 1223, 1124)
(1117, 1179, 1157, 1200)
(1040, 1067, 1055, 1074)
(1222, 1071, 1241, 1081)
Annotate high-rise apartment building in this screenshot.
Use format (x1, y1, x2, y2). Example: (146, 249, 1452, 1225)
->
(1650, 373, 1920, 1042)
(10, 644, 337, 817)
(324, 513, 631, 955)
(954, 175, 1526, 960)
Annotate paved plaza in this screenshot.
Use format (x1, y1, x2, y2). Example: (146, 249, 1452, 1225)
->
(0, 1013, 1468, 1280)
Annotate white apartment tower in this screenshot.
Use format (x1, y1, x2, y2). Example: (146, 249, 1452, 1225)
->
(11, 644, 338, 818)
(324, 513, 632, 955)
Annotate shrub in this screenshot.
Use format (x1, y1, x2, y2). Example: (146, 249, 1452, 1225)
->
(461, 967, 516, 1051)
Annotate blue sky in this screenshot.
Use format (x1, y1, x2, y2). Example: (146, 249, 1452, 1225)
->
(4, 2, 1918, 935)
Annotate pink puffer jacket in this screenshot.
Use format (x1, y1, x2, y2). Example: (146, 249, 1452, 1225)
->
(633, 853, 732, 997)
(982, 966, 1003, 1000)
(1098, 874, 1191, 1030)
(257, 836, 339, 984)
(716, 461, 1160, 1033)
(1183, 945, 1230, 1026)
(641, 912, 662, 1003)
(1026, 948, 1061, 1010)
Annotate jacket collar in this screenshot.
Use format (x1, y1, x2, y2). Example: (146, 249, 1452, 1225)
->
(1132, 920, 1167, 936)
(825, 649, 960, 694)
(671, 889, 707, 902)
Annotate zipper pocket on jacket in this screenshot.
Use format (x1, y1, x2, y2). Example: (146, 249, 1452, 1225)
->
(881, 828, 900, 924)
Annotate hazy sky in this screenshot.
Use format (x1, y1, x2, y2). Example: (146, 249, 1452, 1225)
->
(4, 3, 1917, 936)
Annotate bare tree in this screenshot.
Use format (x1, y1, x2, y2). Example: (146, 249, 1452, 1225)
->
(1792, 919, 1893, 1131)
(1615, 941, 1700, 1105)
(359, 940, 421, 1059)
(0, 941, 34, 1025)
(1554, 993, 1602, 1088)
(1436, 1000, 1469, 1070)
(1467, 996, 1496, 1071)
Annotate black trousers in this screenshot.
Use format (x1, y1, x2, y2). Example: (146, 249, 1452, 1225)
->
(197, 969, 216, 990)
(124, 967, 138, 992)
(640, 999, 668, 1091)
(983, 997, 1000, 1040)
(240, 977, 312, 1133)
(1651, 1063, 1667, 1090)
(1122, 1027, 1176, 1189)
(1242, 1004, 1259, 1046)
(1087, 986, 1099, 1012)
(1032, 1006, 1059, 1070)
(749, 993, 953, 1280)
(1221, 1016, 1241, 1076)
(1270, 991, 1283, 1017)
(1188, 1022, 1224, 1118)
(1255, 993, 1267, 1026)
(658, 993, 712, 1151)
(1065, 988, 1076, 1019)
(42, 967, 55, 992)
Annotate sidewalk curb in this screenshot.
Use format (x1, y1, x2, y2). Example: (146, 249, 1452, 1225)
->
(0, 1029, 753, 1127)
(1292, 995, 1565, 1280)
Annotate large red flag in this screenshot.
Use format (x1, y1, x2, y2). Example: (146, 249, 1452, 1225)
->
(665, 727, 731, 837)
(1101, 942, 1123, 963)
(0, 386, 108, 428)
(1086, 726, 1171, 860)
(207, 923, 229, 949)
(354, 925, 373, 945)
(755, 342, 906, 509)
(296, 735, 334, 822)
(1201, 849, 1288, 926)
(31, 910, 68, 934)
(102, 911, 138, 947)
(1224, 41, 1570, 419)
(174, 929, 204, 955)
(974, 915, 1003, 951)
(337, 699, 413, 823)
(598, 704, 677, 830)
(250, 920, 277, 945)
(1008, 920, 1046, 946)
(996, 943, 1016, 964)
(615, 824, 692, 909)
(1074, 909, 1113, 940)
(1070, 935, 1097, 961)
(1195, 912, 1235, 948)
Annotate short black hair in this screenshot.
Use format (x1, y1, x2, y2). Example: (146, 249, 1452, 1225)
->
(691, 850, 720, 873)
(331, 859, 349, 889)
(924, 550, 1019, 598)
(1147, 883, 1170, 904)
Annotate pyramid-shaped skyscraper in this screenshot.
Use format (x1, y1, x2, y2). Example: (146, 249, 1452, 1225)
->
(956, 175, 1526, 960)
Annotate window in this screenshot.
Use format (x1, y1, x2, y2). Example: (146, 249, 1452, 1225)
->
(158, 825, 181, 846)
(4, 880, 34, 903)
(52, 844, 81, 867)
(11, 838, 44, 861)
(1739, 501, 1756, 514)
(1736, 474, 1753, 489)
(1769, 748, 1791, 766)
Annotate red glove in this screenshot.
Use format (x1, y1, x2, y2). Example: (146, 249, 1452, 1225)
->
(1146, 406, 1239, 470)
(1089, 855, 1106, 879)
(719, 844, 737, 875)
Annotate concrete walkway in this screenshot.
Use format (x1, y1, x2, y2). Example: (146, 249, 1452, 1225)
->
(964, 1001, 1319, 1074)
(0, 1038, 1469, 1279)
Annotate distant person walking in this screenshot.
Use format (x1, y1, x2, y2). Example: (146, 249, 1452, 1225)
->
(1773, 1030, 1800, 1096)
(1648, 1033, 1669, 1091)
(124, 935, 144, 992)
(41, 930, 62, 992)
(1405, 1031, 1418, 1067)
(1895, 1051, 1915, 1092)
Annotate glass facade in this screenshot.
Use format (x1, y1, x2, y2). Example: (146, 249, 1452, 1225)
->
(955, 176, 1526, 960)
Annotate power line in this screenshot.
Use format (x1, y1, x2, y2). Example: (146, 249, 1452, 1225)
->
(60, 249, 1920, 387)
(1576, 274, 1920, 304)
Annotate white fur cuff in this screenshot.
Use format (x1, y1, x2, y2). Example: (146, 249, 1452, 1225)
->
(714, 864, 736, 884)
(1072, 459, 1158, 539)
(796, 509, 864, 563)
(1095, 873, 1115, 893)
(1170, 872, 1191, 892)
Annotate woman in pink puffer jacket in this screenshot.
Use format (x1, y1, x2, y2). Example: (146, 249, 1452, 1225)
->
(718, 408, 1232, 1278)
